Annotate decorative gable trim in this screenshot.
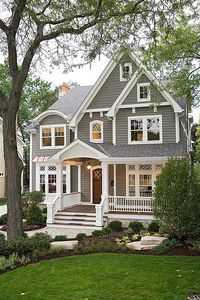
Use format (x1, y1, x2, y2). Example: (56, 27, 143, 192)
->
(107, 52, 183, 117)
(31, 110, 70, 124)
(69, 52, 124, 128)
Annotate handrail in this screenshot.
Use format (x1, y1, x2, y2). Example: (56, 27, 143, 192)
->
(95, 195, 108, 227)
(108, 196, 153, 213)
(46, 194, 61, 224)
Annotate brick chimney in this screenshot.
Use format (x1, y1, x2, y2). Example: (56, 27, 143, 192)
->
(59, 83, 70, 97)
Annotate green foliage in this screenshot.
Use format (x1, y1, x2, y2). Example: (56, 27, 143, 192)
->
(148, 221, 160, 233)
(76, 233, 87, 242)
(0, 199, 7, 206)
(186, 239, 200, 251)
(74, 240, 127, 255)
(25, 191, 45, 205)
(92, 230, 103, 237)
(153, 158, 200, 238)
(26, 204, 44, 225)
(128, 221, 144, 234)
(196, 126, 200, 162)
(0, 253, 30, 271)
(154, 239, 181, 253)
(115, 236, 130, 245)
(101, 227, 112, 235)
(54, 235, 67, 241)
(0, 214, 7, 225)
(108, 221, 123, 232)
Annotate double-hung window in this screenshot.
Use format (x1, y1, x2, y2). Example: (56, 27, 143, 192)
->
(120, 63, 132, 81)
(40, 125, 66, 148)
(128, 116, 162, 144)
(137, 83, 150, 102)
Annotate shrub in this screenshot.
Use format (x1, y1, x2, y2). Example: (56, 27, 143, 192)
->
(186, 239, 200, 251)
(76, 233, 87, 241)
(0, 253, 30, 271)
(24, 191, 45, 205)
(42, 207, 47, 214)
(74, 240, 127, 255)
(26, 204, 44, 225)
(148, 221, 160, 233)
(54, 235, 67, 241)
(153, 158, 200, 238)
(92, 230, 103, 237)
(0, 233, 5, 241)
(108, 221, 123, 232)
(101, 227, 112, 235)
(115, 236, 130, 245)
(129, 221, 144, 234)
(0, 214, 7, 225)
(154, 239, 181, 253)
(30, 233, 50, 252)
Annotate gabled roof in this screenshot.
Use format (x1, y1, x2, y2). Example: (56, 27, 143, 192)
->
(107, 52, 183, 117)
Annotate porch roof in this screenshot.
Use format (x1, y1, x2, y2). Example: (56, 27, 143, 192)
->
(86, 142, 186, 158)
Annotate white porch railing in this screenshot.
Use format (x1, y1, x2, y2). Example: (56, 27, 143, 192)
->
(108, 196, 153, 213)
(46, 194, 62, 224)
(62, 192, 81, 209)
(95, 196, 108, 227)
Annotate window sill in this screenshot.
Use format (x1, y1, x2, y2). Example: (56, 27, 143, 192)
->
(40, 145, 65, 150)
(128, 141, 162, 145)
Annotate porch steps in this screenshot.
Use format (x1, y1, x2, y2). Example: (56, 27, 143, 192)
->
(53, 211, 107, 228)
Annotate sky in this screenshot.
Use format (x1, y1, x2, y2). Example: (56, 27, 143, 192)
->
(40, 55, 200, 123)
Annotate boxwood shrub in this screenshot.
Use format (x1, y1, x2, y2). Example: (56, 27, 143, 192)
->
(108, 221, 123, 232)
(129, 221, 144, 234)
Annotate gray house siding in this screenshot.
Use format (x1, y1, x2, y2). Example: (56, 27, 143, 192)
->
(78, 112, 112, 143)
(116, 106, 176, 145)
(116, 164, 126, 196)
(71, 165, 78, 193)
(123, 74, 166, 105)
(88, 57, 137, 109)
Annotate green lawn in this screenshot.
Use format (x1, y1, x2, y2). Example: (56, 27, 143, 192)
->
(0, 199, 7, 206)
(0, 254, 199, 300)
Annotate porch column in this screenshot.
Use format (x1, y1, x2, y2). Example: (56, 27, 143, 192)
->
(66, 165, 71, 194)
(102, 162, 109, 212)
(78, 165, 81, 193)
(57, 163, 62, 210)
(113, 164, 116, 197)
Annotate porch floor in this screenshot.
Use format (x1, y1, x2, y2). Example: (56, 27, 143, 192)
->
(62, 205, 96, 213)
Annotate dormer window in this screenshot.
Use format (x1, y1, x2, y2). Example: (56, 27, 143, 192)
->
(137, 83, 150, 102)
(120, 63, 132, 81)
(90, 121, 103, 143)
(40, 125, 66, 149)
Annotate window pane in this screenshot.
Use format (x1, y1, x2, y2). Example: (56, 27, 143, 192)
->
(55, 127, 65, 146)
(92, 123, 102, 140)
(40, 174, 45, 193)
(48, 174, 56, 193)
(122, 65, 130, 78)
(130, 119, 143, 141)
(140, 86, 148, 99)
(63, 174, 67, 193)
(139, 175, 152, 197)
(147, 118, 160, 141)
(42, 128, 51, 146)
(128, 174, 135, 196)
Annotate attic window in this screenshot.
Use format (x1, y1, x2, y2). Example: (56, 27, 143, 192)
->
(90, 121, 103, 143)
(120, 63, 132, 81)
(137, 83, 150, 102)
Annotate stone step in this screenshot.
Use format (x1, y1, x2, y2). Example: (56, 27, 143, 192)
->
(57, 211, 96, 217)
(55, 214, 96, 221)
(47, 223, 99, 230)
(54, 219, 96, 226)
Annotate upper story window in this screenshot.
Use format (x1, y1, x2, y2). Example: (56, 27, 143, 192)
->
(90, 120, 103, 143)
(137, 83, 150, 102)
(40, 125, 66, 149)
(120, 63, 132, 81)
(128, 115, 162, 144)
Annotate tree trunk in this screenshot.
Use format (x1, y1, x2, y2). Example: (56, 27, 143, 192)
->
(3, 109, 23, 240)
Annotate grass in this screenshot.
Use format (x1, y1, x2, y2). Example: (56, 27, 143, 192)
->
(0, 254, 199, 300)
(0, 199, 7, 206)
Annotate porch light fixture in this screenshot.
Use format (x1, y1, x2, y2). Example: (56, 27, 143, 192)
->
(87, 162, 92, 170)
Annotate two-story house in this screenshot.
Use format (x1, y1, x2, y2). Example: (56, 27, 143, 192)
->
(27, 51, 188, 234)
(0, 117, 25, 198)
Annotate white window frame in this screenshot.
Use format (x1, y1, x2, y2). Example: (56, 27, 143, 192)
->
(137, 82, 150, 102)
(120, 63, 132, 81)
(36, 164, 57, 194)
(90, 120, 103, 143)
(40, 124, 66, 149)
(128, 115, 162, 144)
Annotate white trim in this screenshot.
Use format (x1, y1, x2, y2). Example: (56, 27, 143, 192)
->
(107, 69, 142, 117)
(113, 164, 116, 197)
(40, 124, 66, 149)
(48, 139, 108, 162)
(85, 108, 109, 113)
(112, 117, 116, 145)
(36, 163, 58, 195)
(137, 82, 150, 102)
(175, 113, 180, 143)
(120, 62, 132, 81)
(69, 52, 124, 127)
(128, 115, 163, 144)
(101, 157, 172, 163)
(102, 162, 109, 198)
(119, 102, 170, 109)
(90, 165, 102, 203)
(90, 120, 103, 143)
(74, 127, 78, 139)
(31, 110, 69, 124)
(78, 165, 81, 193)
(29, 133, 33, 192)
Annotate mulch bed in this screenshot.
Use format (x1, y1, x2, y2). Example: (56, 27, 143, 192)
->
(1, 223, 46, 232)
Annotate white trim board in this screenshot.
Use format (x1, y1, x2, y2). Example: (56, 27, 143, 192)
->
(31, 110, 70, 124)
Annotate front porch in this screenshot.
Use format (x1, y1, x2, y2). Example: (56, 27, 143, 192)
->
(38, 140, 165, 228)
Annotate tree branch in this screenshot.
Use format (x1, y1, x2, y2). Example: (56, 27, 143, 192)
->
(0, 90, 7, 116)
(0, 19, 8, 32)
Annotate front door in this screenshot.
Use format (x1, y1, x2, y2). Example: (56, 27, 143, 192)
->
(93, 168, 102, 204)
